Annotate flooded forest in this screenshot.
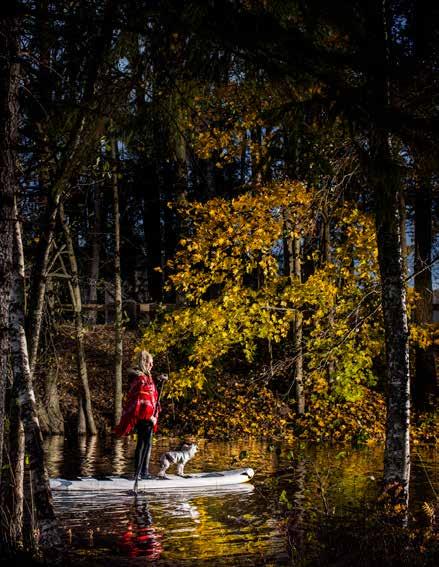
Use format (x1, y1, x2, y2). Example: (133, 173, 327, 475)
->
(0, 1, 438, 565)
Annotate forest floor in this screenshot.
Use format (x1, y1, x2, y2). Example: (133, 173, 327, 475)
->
(45, 325, 438, 445)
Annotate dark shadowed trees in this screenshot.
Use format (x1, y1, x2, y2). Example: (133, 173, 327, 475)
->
(0, 1, 19, 485)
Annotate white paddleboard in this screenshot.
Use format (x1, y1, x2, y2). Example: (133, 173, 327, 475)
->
(50, 467, 255, 491)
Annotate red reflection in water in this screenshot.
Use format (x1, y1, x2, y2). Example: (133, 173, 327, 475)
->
(118, 501, 163, 560)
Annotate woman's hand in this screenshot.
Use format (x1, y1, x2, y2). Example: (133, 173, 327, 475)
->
(157, 373, 169, 381)
(150, 415, 158, 426)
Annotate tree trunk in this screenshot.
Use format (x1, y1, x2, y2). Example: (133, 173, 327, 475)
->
(111, 138, 123, 425)
(283, 129, 305, 414)
(0, 8, 25, 552)
(322, 212, 335, 386)
(206, 160, 217, 198)
(78, 396, 87, 436)
(413, 174, 437, 409)
(45, 363, 65, 435)
(251, 126, 263, 184)
(399, 189, 408, 279)
(283, 219, 305, 414)
(240, 135, 247, 186)
(10, 198, 63, 559)
(59, 203, 97, 435)
(293, 237, 305, 415)
(371, 132, 410, 495)
(27, 193, 60, 379)
(36, 270, 63, 435)
(85, 187, 102, 325)
(0, 2, 19, 484)
(26, 201, 58, 434)
(3, 394, 25, 549)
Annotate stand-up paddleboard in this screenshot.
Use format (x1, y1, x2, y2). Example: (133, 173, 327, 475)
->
(50, 467, 255, 491)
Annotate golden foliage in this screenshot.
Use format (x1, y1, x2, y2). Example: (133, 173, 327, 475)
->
(295, 384, 386, 443)
(159, 375, 295, 440)
(412, 410, 439, 445)
(139, 188, 386, 405)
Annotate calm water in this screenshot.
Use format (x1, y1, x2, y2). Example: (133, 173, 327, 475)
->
(43, 436, 438, 565)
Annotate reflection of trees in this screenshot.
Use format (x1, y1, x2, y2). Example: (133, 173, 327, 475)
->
(305, 446, 384, 508)
(284, 447, 418, 563)
(287, 457, 307, 563)
(43, 435, 64, 477)
(79, 435, 97, 476)
(154, 488, 271, 563)
(111, 438, 126, 476)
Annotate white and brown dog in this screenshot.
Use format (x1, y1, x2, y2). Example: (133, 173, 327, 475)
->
(158, 443, 198, 478)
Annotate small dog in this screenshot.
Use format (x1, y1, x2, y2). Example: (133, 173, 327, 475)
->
(158, 443, 198, 478)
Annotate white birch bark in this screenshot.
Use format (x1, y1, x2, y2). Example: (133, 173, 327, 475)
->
(9, 198, 63, 557)
(372, 132, 410, 498)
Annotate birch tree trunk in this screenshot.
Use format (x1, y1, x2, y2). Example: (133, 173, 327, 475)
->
(2, 383, 25, 549)
(7, 203, 25, 551)
(59, 203, 97, 435)
(399, 189, 408, 279)
(371, 132, 410, 496)
(10, 198, 63, 558)
(111, 138, 123, 425)
(0, 1, 20, 485)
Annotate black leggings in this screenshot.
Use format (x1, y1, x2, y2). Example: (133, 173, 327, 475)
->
(134, 420, 154, 476)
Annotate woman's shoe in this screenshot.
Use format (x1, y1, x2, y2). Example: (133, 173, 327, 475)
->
(140, 472, 156, 480)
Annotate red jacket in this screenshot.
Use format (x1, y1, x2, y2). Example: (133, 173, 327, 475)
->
(114, 370, 160, 436)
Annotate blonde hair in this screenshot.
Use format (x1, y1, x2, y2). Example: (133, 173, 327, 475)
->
(135, 350, 153, 374)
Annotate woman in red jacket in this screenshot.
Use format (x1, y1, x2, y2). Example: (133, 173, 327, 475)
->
(114, 350, 166, 479)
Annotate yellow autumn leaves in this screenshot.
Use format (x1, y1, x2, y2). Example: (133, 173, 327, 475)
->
(139, 182, 385, 402)
(138, 180, 433, 417)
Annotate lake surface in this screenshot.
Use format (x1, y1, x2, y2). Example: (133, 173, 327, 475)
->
(43, 436, 438, 565)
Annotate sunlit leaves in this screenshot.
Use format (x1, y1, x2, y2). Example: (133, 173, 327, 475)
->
(139, 180, 389, 404)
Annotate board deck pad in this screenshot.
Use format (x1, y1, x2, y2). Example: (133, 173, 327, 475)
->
(50, 467, 255, 491)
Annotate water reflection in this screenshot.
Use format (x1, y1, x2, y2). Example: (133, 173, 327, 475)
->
(79, 435, 97, 476)
(287, 457, 306, 559)
(53, 485, 265, 565)
(111, 438, 126, 476)
(119, 497, 163, 559)
(44, 437, 438, 566)
(44, 435, 64, 477)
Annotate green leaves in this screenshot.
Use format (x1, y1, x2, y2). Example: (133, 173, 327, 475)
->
(279, 489, 292, 510)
